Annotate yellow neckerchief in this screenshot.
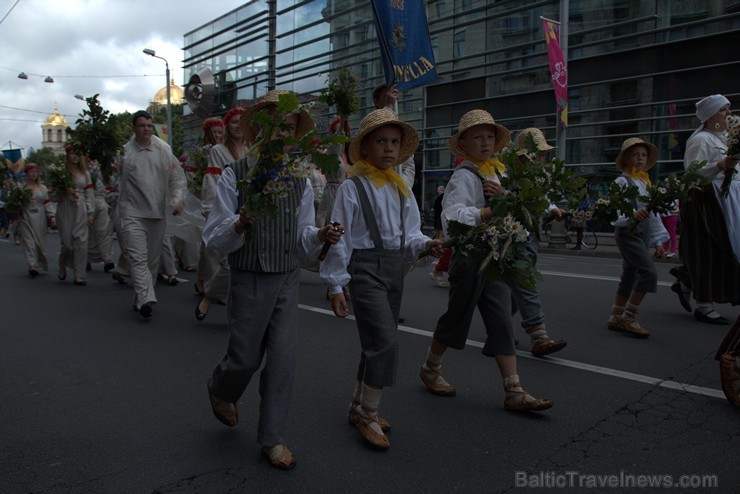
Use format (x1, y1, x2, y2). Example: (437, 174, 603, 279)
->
(469, 157, 505, 177)
(624, 166, 651, 186)
(349, 160, 410, 198)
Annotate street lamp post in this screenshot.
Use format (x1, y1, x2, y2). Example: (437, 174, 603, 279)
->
(142, 48, 172, 146)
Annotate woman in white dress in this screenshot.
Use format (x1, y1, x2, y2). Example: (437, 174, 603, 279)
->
(51, 146, 94, 286)
(195, 108, 247, 320)
(19, 164, 55, 277)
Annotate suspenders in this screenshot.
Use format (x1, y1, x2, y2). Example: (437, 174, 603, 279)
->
(349, 175, 406, 251)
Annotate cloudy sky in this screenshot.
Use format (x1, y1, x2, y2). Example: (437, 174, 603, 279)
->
(0, 0, 236, 154)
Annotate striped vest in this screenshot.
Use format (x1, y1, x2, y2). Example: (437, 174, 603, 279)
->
(227, 158, 305, 273)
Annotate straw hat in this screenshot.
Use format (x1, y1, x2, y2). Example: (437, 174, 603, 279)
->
(348, 108, 419, 164)
(240, 89, 314, 145)
(449, 109, 511, 157)
(514, 127, 556, 155)
(615, 137, 658, 171)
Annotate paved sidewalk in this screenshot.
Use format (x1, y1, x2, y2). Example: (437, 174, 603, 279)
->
(539, 232, 681, 264)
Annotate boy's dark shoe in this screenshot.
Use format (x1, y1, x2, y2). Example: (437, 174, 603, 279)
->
(207, 377, 238, 427)
(670, 282, 692, 312)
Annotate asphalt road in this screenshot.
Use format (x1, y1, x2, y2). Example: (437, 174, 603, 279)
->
(1, 233, 738, 493)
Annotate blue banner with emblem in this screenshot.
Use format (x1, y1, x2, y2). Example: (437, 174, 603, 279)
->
(370, 0, 437, 91)
(2, 148, 25, 178)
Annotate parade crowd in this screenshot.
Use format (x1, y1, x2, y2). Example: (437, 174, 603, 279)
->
(1, 88, 737, 470)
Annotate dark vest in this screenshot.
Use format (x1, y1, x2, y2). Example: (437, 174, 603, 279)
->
(227, 158, 305, 273)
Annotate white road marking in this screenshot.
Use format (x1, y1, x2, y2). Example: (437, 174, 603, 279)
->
(540, 270, 672, 287)
(299, 304, 724, 401)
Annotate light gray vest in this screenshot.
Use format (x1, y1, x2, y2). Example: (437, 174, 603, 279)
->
(227, 158, 305, 273)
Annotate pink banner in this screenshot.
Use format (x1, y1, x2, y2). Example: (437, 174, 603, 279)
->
(543, 19, 568, 129)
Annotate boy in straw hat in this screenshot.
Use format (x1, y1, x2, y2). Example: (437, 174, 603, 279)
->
(320, 108, 445, 449)
(509, 128, 568, 357)
(607, 137, 667, 338)
(203, 89, 344, 470)
(419, 109, 554, 412)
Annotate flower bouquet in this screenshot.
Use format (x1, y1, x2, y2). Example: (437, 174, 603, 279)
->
(318, 68, 360, 118)
(447, 214, 539, 289)
(235, 92, 343, 235)
(431, 148, 586, 289)
(45, 163, 75, 197)
(3, 181, 32, 213)
(721, 114, 740, 198)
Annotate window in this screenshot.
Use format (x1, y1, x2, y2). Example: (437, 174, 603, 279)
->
(453, 30, 466, 57)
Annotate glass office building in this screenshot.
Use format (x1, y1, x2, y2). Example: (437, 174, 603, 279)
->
(182, 0, 740, 215)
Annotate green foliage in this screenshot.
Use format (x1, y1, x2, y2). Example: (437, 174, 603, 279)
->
(236, 93, 345, 235)
(573, 161, 710, 233)
(318, 69, 360, 117)
(25, 147, 59, 169)
(493, 149, 584, 236)
(182, 144, 210, 195)
(437, 149, 587, 289)
(66, 94, 126, 180)
(3, 183, 32, 213)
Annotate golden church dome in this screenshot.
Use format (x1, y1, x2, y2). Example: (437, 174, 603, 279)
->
(43, 105, 69, 127)
(152, 79, 184, 105)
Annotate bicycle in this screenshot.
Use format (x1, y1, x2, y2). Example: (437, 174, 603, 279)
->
(540, 218, 599, 250)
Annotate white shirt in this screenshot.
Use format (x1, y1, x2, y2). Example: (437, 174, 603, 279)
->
(440, 161, 500, 239)
(319, 175, 431, 291)
(118, 136, 186, 219)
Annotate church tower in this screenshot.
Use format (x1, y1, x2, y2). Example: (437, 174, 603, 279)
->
(41, 104, 69, 154)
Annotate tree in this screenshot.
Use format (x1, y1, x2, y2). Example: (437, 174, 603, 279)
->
(25, 147, 60, 168)
(66, 94, 128, 181)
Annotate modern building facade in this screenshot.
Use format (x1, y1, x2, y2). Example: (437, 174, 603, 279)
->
(181, 0, 740, 215)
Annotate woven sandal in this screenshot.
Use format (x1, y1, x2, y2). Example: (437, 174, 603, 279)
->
(504, 384, 553, 412)
(350, 405, 390, 449)
(261, 443, 296, 470)
(419, 365, 456, 396)
(349, 400, 390, 432)
(607, 318, 649, 338)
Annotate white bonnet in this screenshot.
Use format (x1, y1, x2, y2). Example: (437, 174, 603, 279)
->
(695, 94, 730, 123)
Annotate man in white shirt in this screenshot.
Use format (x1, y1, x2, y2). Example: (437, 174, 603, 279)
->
(117, 110, 187, 318)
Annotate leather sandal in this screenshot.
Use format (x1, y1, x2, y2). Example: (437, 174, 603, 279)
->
(504, 383, 553, 412)
(419, 365, 456, 396)
(350, 405, 390, 449)
(530, 338, 567, 357)
(349, 400, 390, 432)
(607, 318, 649, 338)
(261, 444, 296, 470)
